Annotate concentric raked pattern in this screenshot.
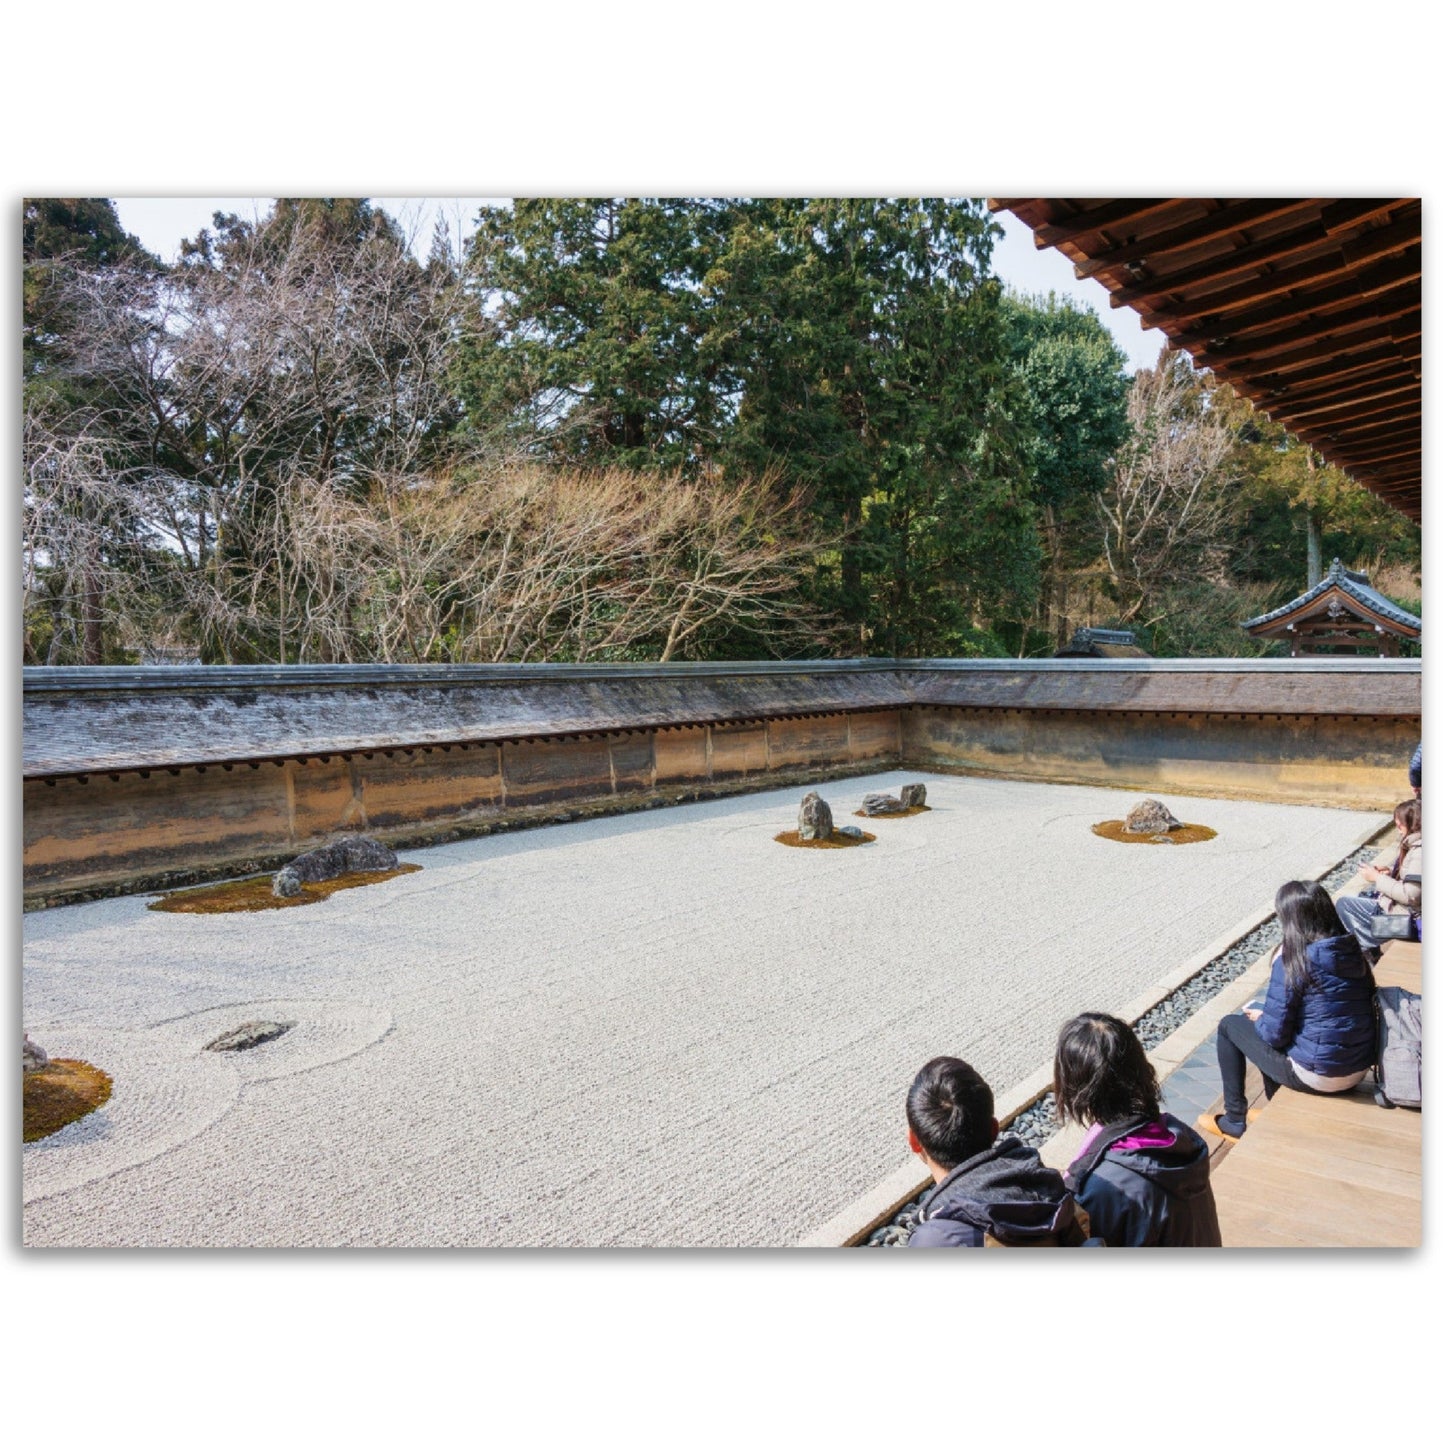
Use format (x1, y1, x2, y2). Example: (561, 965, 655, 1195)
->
(22, 772, 1381, 1247)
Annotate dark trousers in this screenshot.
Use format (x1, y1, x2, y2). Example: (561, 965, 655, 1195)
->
(1335, 894, 1384, 955)
(1216, 1011, 1324, 1123)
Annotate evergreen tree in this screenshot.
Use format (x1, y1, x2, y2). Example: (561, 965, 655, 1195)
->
(456, 199, 727, 470)
(711, 198, 1039, 653)
(1000, 291, 1131, 650)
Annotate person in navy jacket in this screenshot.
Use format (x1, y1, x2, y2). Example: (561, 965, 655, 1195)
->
(1200, 881, 1376, 1140)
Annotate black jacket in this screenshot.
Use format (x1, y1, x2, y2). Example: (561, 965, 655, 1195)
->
(908, 1134, 1088, 1247)
(1063, 1113, 1221, 1248)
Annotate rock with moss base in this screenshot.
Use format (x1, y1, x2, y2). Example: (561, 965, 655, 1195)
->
(1124, 798, 1180, 835)
(273, 835, 399, 898)
(899, 783, 927, 808)
(860, 791, 907, 816)
(798, 792, 834, 841)
(23, 1033, 48, 1073)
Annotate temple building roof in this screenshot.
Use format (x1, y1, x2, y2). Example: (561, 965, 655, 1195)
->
(1054, 627, 1151, 659)
(1241, 558, 1420, 655)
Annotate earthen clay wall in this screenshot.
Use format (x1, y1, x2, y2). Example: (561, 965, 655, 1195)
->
(23, 659, 1419, 904)
(24, 710, 903, 902)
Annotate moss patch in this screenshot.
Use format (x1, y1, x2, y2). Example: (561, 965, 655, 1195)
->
(149, 864, 423, 914)
(24, 1059, 113, 1143)
(774, 829, 876, 849)
(1092, 821, 1218, 845)
(852, 805, 931, 819)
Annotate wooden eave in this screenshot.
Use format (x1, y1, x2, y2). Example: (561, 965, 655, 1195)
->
(989, 198, 1422, 521)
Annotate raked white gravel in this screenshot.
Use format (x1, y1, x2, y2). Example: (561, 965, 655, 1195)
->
(23, 770, 1383, 1247)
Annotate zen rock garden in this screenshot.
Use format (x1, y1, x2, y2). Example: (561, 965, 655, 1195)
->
(778, 783, 930, 849)
(22, 772, 1383, 1245)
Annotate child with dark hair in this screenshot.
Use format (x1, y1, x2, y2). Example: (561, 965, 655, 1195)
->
(905, 1056, 1090, 1247)
(1201, 880, 1377, 1141)
(1054, 1013, 1220, 1247)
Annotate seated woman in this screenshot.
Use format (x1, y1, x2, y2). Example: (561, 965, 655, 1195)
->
(1336, 799, 1421, 956)
(1055, 1012, 1220, 1247)
(1200, 880, 1377, 1140)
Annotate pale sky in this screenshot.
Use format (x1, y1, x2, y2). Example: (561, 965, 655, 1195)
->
(111, 196, 1162, 373)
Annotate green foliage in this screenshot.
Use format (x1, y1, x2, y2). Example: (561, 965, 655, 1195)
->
(457, 199, 726, 470)
(1216, 396, 1420, 589)
(713, 199, 1038, 652)
(1001, 291, 1130, 510)
(1135, 580, 1287, 659)
(25, 196, 1421, 667)
(458, 197, 1044, 654)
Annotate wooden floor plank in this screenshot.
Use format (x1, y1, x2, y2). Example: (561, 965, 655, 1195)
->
(1376, 940, 1421, 990)
(1236, 1144, 1418, 1197)
(1214, 1168, 1420, 1246)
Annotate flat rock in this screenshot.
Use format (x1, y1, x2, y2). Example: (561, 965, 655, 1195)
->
(860, 791, 906, 816)
(1124, 798, 1180, 835)
(798, 791, 833, 841)
(273, 835, 399, 898)
(204, 1020, 296, 1053)
(836, 825, 865, 839)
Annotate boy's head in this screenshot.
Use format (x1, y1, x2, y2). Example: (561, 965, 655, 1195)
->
(906, 1056, 998, 1172)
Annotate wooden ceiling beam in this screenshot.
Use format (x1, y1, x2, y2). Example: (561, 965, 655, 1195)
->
(1332, 441, 1422, 468)
(1319, 197, 1410, 233)
(1354, 477, 1419, 496)
(1196, 294, 1420, 368)
(1299, 427, 1421, 462)
(1264, 379, 1420, 427)
(1171, 264, 1418, 349)
(1201, 320, 1420, 383)
(1127, 209, 1420, 320)
(1018, 199, 1174, 249)
(1072, 199, 1319, 279)
(1234, 354, 1419, 409)
(1275, 401, 1421, 440)
(1107, 200, 1396, 310)
(1355, 460, 1421, 483)
(1246, 337, 1421, 395)
(1310, 408, 1421, 440)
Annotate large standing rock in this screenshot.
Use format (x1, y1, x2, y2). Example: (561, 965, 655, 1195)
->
(798, 791, 834, 841)
(1124, 798, 1180, 835)
(860, 791, 907, 816)
(23, 1033, 48, 1074)
(273, 835, 400, 898)
(899, 783, 928, 809)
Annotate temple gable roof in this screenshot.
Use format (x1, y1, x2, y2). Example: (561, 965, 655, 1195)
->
(1241, 557, 1421, 638)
